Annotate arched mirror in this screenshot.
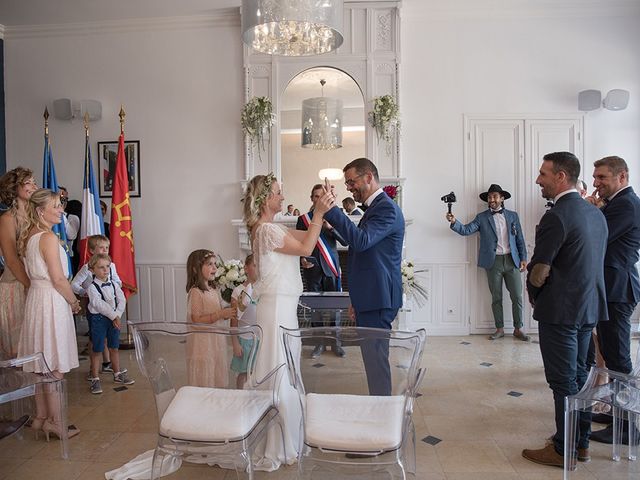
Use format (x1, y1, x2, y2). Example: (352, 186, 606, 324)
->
(281, 67, 365, 215)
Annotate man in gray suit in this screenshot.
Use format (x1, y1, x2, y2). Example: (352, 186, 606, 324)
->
(447, 184, 529, 340)
(522, 152, 608, 468)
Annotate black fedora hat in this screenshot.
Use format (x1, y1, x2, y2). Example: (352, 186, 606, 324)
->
(479, 184, 511, 202)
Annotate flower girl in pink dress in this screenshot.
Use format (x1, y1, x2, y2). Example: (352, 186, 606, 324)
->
(185, 249, 236, 387)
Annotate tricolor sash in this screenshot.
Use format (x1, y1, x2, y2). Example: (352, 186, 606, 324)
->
(301, 212, 341, 290)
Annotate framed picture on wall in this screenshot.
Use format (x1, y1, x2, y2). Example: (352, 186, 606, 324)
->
(97, 140, 141, 198)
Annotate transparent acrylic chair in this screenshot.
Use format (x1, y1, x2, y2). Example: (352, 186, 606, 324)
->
(130, 322, 286, 480)
(281, 326, 427, 479)
(564, 344, 640, 479)
(0, 352, 69, 458)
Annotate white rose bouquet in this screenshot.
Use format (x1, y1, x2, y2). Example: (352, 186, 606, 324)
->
(401, 260, 428, 307)
(215, 257, 247, 303)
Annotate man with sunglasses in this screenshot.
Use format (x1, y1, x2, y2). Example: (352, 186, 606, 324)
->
(323, 158, 405, 396)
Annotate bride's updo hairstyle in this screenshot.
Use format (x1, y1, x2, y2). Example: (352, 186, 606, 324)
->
(243, 172, 276, 234)
(18, 188, 59, 257)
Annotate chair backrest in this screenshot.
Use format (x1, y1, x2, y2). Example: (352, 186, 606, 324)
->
(282, 326, 426, 400)
(631, 340, 640, 377)
(0, 352, 58, 404)
(129, 322, 265, 420)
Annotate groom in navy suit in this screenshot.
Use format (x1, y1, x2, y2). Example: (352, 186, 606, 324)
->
(447, 184, 530, 341)
(324, 158, 405, 395)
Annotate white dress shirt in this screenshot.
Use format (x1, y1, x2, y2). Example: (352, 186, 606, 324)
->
(491, 209, 511, 255)
(72, 263, 122, 296)
(87, 275, 126, 320)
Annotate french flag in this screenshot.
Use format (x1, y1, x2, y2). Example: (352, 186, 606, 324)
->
(78, 132, 105, 266)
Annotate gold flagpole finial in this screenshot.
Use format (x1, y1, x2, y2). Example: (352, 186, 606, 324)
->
(119, 105, 126, 135)
(44, 107, 49, 136)
(83, 112, 90, 137)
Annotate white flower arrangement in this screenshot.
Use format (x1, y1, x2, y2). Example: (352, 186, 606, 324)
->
(215, 257, 247, 303)
(401, 260, 428, 307)
(241, 96, 276, 162)
(368, 94, 400, 153)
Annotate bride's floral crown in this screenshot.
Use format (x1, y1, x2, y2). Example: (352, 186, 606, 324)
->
(252, 172, 276, 210)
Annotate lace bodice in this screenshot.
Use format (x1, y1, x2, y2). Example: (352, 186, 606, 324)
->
(253, 223, 303, 298)
(24, 232, 69, 281)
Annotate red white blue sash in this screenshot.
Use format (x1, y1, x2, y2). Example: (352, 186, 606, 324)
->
(301, 213, 341, 284)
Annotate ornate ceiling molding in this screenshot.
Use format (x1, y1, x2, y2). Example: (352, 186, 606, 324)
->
(4, 10, 240, 39)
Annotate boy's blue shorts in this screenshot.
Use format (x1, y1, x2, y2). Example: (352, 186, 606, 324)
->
(87, 312, 120, 352)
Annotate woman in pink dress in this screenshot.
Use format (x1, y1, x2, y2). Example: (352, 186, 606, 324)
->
(0, 167, 37, 360)
(185, 249, 237, 387)
(17, 189, 82, 440)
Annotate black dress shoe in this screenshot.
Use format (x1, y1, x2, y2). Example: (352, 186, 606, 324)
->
(332, 345, 346, 357)
(310, 345, 326, 359)
(590, 424, 627, 445)
(591, 412, 613, 425)
(0, 415, 30, 440)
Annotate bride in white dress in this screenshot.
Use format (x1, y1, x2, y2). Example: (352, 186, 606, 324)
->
(243, 173, 335, 471)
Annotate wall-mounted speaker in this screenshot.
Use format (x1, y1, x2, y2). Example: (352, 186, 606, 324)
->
(578, 90, 602, 111)
(80, 100, 102, 121)
(52, 98, 76, 120)
(603, 89, 630, 111)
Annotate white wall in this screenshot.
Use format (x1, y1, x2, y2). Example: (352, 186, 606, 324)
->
(4, 17, 244, 264)
(3, 1, 640, 327)
(400, 3, 640, 266)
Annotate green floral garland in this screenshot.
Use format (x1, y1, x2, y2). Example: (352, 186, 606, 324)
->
(368, 95, 400, 153)
(241, 96, 275, 162)
(254, 172, 275, 211)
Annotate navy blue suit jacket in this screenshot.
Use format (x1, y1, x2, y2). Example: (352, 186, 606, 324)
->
(324, 192, 405, 313)
(526, 192, 608, 326)
(601, 186, 640, 303)
(450, 209, 527, 270)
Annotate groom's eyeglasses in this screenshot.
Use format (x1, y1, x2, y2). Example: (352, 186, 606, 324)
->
(344, 173, 365, 187)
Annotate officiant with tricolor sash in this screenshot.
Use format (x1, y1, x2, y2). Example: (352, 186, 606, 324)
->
(296, 183, 348, 359)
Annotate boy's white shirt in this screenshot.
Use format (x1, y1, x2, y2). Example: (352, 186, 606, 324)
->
(87, 275, 126, 320)
(72, 263, 122, 296)
(231, 283, 256, 327)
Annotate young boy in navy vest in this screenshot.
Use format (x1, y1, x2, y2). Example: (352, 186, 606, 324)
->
(86, 253, 134, 394)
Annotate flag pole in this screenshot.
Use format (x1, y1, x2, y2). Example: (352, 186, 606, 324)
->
(116, 106, 135, 350)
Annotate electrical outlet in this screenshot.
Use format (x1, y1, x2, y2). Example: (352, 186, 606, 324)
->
(447, 307, 455, 314)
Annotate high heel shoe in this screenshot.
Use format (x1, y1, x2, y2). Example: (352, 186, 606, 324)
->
(30, 417, 47, 440)
(42, 419, 80, 441)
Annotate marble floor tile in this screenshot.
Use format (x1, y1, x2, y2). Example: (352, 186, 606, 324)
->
(2, 335, 638, 479)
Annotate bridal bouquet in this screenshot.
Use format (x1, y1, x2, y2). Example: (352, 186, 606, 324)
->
(215, 258, 247, 303)
(401, 260, 429, 307)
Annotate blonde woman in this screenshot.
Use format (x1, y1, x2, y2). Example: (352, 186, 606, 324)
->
(17, 188, 81, 440)
(243, 173, 334, 471)
(0, 167, 37, 360)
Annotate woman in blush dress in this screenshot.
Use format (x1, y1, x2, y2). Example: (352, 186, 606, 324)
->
(185, 249, 237, 388)
(0, 167, 37, 360)
(17, 189, 82, 440)
(243, 173, 335, 471)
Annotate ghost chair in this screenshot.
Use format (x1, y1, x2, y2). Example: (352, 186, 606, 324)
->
(0, 352, 69, 458)
(564, 365, 640, 479)
(130, 322, 286, 480)
(282, 326, 426, 479)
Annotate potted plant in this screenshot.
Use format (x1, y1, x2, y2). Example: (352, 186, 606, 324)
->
(241, 96, 275, 162)
(368, 94, 400, 153)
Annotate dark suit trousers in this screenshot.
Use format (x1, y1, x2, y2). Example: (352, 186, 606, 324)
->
(356, 308, 398, 396)
(539, 322, 593, 453)
(597, 302, 636, 374)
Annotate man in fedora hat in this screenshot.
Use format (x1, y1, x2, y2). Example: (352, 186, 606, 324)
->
(446, 184, 530, 341)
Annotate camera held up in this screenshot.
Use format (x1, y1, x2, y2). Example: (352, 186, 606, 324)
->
(441, 191, 457, 214)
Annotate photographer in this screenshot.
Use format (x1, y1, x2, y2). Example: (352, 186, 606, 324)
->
(446, 184, 530, 341)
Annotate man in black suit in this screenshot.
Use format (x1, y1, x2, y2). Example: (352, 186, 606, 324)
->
(522, 152, 608, 468)
(297, 184, 347, 358)
(586, 156, 640, 443)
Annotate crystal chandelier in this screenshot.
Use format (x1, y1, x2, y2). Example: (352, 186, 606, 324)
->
(242, 0, 344, 56)
(301, 79, 343, 150)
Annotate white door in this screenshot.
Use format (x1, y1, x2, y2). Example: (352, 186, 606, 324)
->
(465, 115, 583, 334)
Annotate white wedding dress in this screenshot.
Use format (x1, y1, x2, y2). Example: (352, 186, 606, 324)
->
(106, 222, 302, 480)
(252, 222, 302, 471)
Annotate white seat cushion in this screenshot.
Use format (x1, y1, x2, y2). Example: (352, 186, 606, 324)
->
(305, 393, 405, 451)
(160, 386, 273, 442)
